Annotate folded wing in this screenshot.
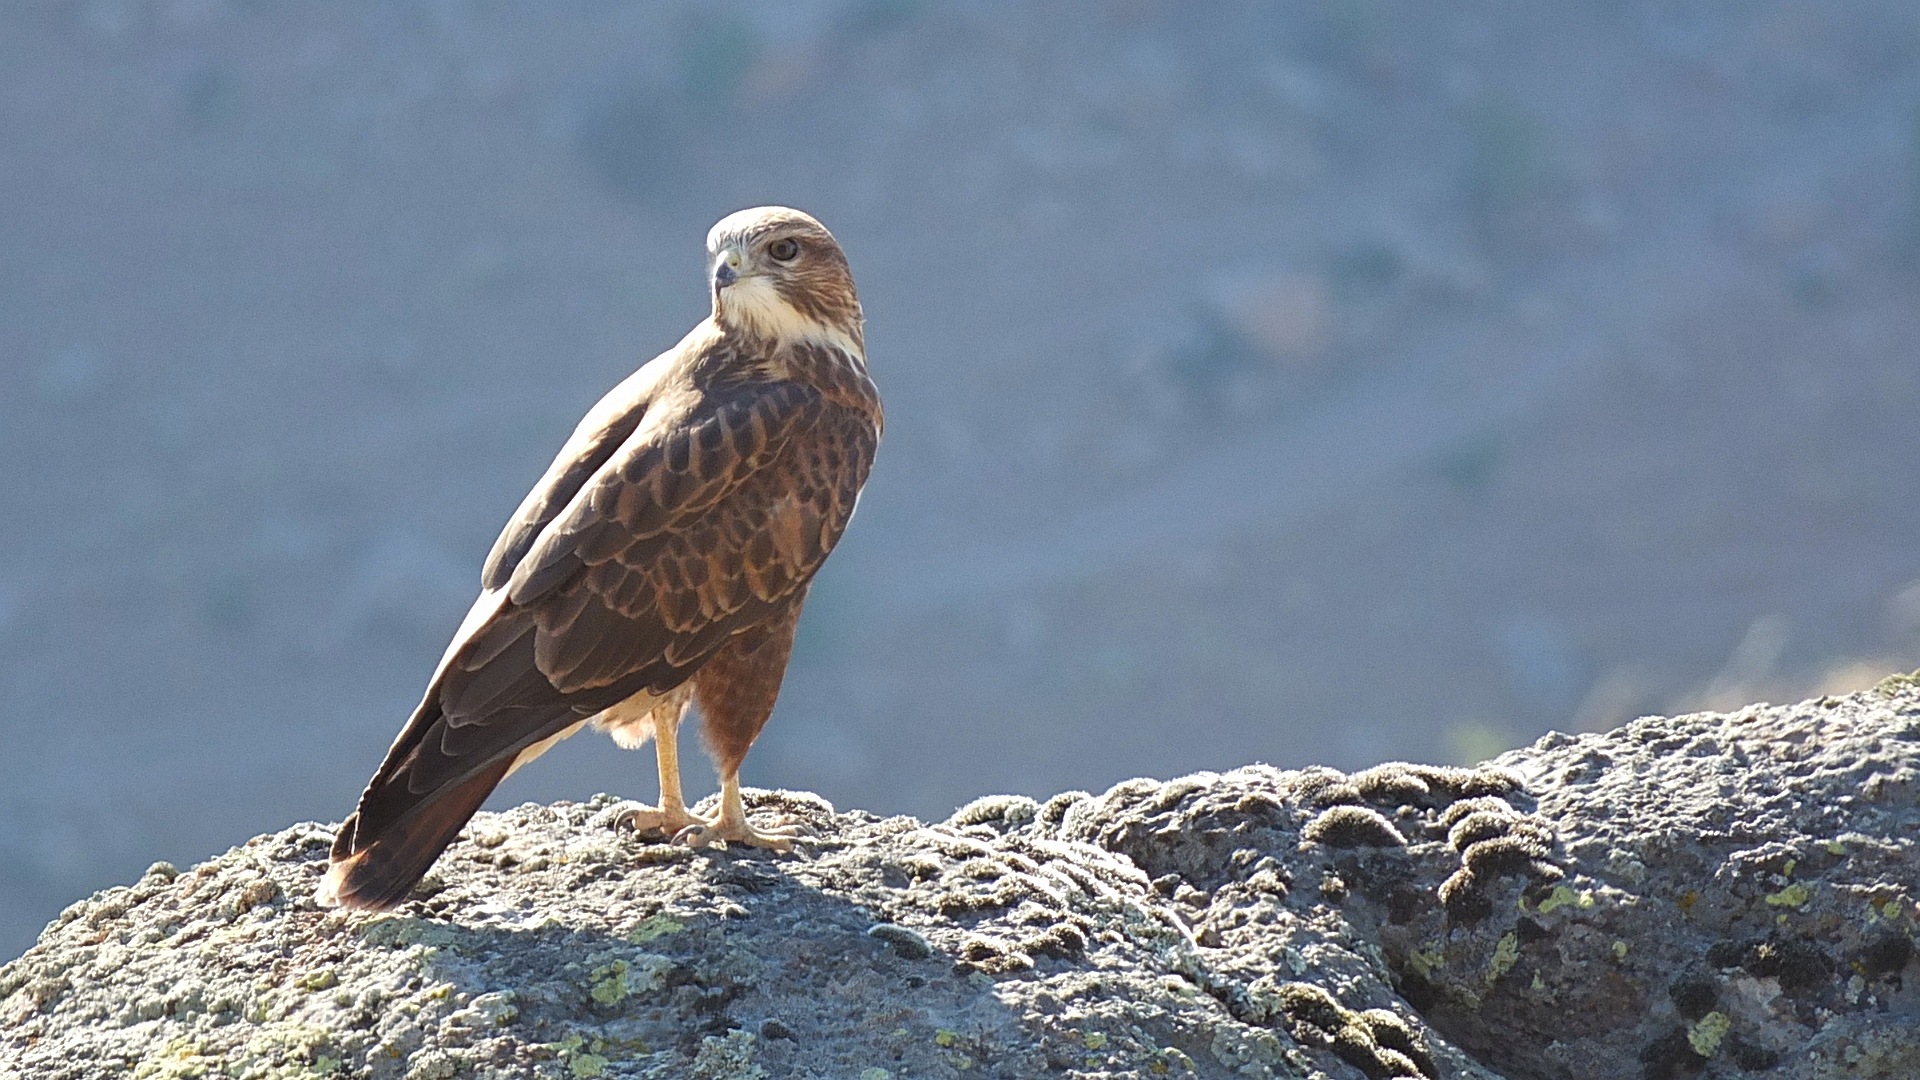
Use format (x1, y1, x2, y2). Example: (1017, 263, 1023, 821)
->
(325, 373, 878, 907)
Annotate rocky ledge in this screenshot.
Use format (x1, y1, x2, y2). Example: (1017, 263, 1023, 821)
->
(5, 681, 1920, 1079)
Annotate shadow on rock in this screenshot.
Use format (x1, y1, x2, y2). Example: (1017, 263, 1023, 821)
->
(8, 686, 1920, 1078)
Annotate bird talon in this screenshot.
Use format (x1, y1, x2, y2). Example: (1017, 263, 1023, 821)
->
(670, 818, 805, 853)
(671, 823, 715, 848)
(611, 802, 705, 840)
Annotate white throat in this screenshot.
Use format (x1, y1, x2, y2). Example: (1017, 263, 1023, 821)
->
(719, 276, 862, 358)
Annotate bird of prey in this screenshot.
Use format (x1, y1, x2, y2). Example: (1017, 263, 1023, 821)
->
(318, 206, 882, 911)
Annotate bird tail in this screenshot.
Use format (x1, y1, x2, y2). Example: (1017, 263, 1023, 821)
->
(316, 755, 513, 911)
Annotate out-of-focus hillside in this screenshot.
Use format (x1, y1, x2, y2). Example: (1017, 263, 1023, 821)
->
(3, 0, 1918, 957)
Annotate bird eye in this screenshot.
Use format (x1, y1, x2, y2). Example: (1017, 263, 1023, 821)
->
(767, 238, 800, 262)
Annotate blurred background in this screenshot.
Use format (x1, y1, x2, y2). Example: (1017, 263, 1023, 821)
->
(3, 0, 1919, 956)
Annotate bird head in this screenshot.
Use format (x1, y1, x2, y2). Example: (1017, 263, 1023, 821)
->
(706, 206, 863, 355)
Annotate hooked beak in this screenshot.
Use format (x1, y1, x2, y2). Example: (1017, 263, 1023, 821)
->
(713, 247, 742, 290)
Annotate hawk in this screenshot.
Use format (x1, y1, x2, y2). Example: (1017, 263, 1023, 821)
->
(318, 206, 883, 911)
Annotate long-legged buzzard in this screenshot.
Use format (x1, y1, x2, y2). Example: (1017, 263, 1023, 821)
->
(319, 207, 883, 911)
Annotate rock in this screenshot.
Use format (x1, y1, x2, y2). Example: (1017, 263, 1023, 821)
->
(5, 686, 1920, 1078)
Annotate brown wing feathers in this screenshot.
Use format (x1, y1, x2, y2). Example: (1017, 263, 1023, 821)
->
(321, 373, 875, 910)
(508, 382, 815, 606)
(482, 382, 653, 593)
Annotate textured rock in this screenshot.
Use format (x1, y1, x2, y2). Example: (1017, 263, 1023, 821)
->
(4, 683, 1919, 1078)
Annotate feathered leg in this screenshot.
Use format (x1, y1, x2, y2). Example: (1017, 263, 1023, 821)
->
(677, 602, 809, 851)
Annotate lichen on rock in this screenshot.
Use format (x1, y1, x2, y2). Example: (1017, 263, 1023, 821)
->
(6, 688, 1920, 1078)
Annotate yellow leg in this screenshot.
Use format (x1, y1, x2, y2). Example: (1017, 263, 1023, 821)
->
(653, 707, 691, 821)
(611, 703, 707, 838)
(674, 771, 809, 853)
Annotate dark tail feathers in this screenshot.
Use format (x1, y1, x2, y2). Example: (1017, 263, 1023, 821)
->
(316, 756, 513, 911)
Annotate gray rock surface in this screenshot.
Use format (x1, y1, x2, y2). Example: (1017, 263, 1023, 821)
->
(5, 682, 1919, 1079)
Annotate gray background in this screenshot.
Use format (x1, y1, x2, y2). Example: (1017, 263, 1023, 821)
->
(4, 0, 1919, 957)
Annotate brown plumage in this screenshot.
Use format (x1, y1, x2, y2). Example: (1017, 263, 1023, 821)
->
(318, 206, 882, 911)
